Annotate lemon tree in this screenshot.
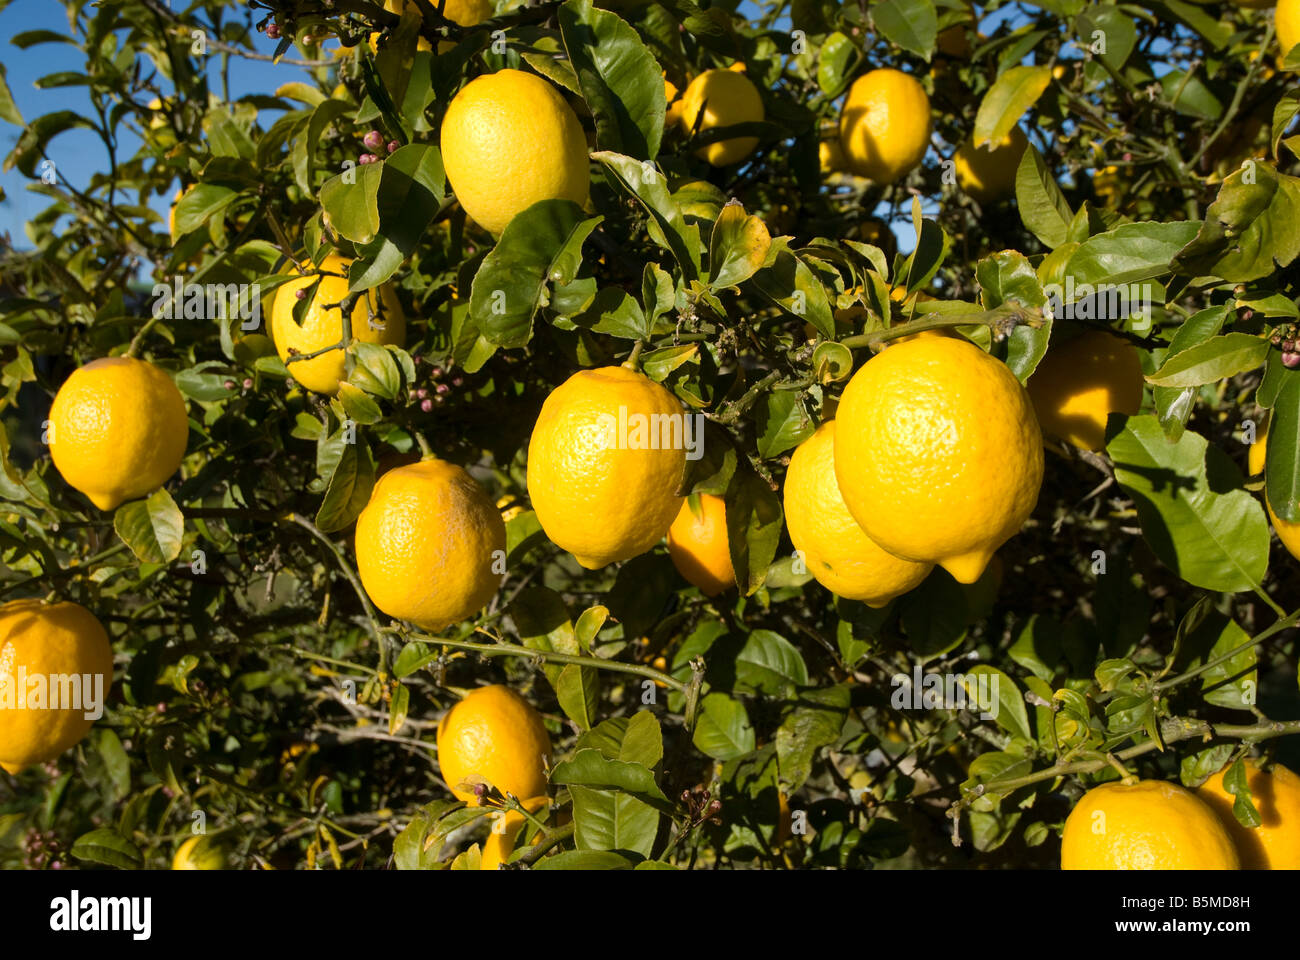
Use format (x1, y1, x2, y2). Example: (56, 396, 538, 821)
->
(0, 0, 1298, 874)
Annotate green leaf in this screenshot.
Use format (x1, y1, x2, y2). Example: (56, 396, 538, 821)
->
(751, 248, 836, 339)
(578, 711, 664, 768)
(1107, 414, 1269, 593)
(549, 748, 671, 808)
(533, 849, 637, 869)
(1153, 305, 1229, 439)
(1068, 220, 1203, 286)
(606, 554, 677, 640)
(973, 65, 1052, 148)
(1266, 372, 1300, 522)
(724, 468, 785, 596)
(692, 693, 755, 760)
(315, 439, 375, 533)
(1226, 760, 1263, 828)
(555, 662, 600, 731)
(96, 728, 131, 801)
(352, 144, 446, 290)
(817, 32, 859, 97)
(508, 587, 578, 689)
(963, 665, 1032, 742)
(0, 64, 24, 126)
(735, 629, 809, 693)
(70, 828, 143, 870)
(1076, 7, 1136, 71)
(1146, 333, 1269, 388)
(469, 200, 602, 348)
(5, 110, 94, 177)
(975, 249, 1051, 382)
(753, 387, 815, 458)
(319, 161, 385, 245)
(708, 200, 772, 290)
(900, 569, 968, 661)
(558, 0, 665, 160)
(388, 683, 410, 735)
(568, 785, 659, 858)
(872, 0, 938, 60)
(775, 684, 850, 791)
(594, 151, 701, 279)
(114, 488, 184, 563)
(1015, 144, 1073, 249)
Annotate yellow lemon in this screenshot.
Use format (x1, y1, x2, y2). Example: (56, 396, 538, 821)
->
(785, 422, 933, 606)
(172, 835, 229, 870)
(678, 68, 765, 166)
(1197, 759, 1300, 869)
(1062, 779, 1241, 869)
(1279, 0, 1300, 57)
(664, 76, 683, 128)
(1093, 164, 1123, 206)
(1027, 330, 1145, 452)
(370, 0, 491, 53)
(1248, 424, 1300, 561)
(666, 493, 735, 596)
(833, 336, 1042, 584)
(819, 137, 848, 175)
(48, 356, 189, 511)
(0, 599, 113, 774)
(436, 685, 551, 805)
(270, 252, 405, 396)
(481, 795, 549, 870)
(953, 126, 1028, 203)
(441, 69, 590, 236)
(355, 459, 506, 631)
(526, 366, 686, 569)
(838, 69, 931, 184)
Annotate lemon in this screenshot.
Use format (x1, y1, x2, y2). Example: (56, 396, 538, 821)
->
(666, 493, 735, 596)
(526, 366, 686, 569)
(664, 76, 683, 128)
(678, 68, 765, 167)
(1027, 330, 1144, 452)
(0, 599, 113, 774)
(1062, 779, 1240, 869)
(953, 127, 1028, 203)
(819, 137, 847, 175)
(172, 835, 229, 870)
(355, 458, 506, 632)
(785, 422, 933, 606)
(1247, 424, 1300, 561)
(441, 69, 590, 236)
(838, 69, 931, 184)
(436, 685, 551, 805)
(370, 0, 491, 53)
(833, 336, 1042, 584)
(270, 252, 405, 396)
(1279, 0, 1300, 57)
(48, 356, 190, 511)
(481, 795, 549, 870)
(1197, 759, 1300, 869)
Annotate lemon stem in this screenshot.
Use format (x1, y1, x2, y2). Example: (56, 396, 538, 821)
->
(124, 313, 164, 358)
(623, 340, 645, 370)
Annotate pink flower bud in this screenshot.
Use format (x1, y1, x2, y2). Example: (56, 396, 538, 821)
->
(363, 130, 384, 151)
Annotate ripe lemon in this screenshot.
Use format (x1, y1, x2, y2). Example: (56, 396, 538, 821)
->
(480, 795, 549, 870)
(666, 493, 735, 596)
(526, 366, 686, 569)
(441, 69, 590, 236)
(372, 0, 491, 52)
(270, 252, 405, 396)
(1279, 0, 1300, 58)
(172, 835, 229, 870)
(1027, 330, 1144, 452)
(664, 76, 683, 128)
(953, 127, 1028, 203)
(1196, 759, 1300, 869)
(1247, 425, 1300, 561)
(833, 336, 1042, 584)
(1061, 779, 1240, 869)
(678, 68, 765, 166)
(785, 422, 933, 606)
(0, 599, 113, 775)
(436, 685, 551, 805)
(49, 356, 190, 511)
(355, 458, 506, 631)
(819, 137, 848, 175)
(838, 69, 931, 184)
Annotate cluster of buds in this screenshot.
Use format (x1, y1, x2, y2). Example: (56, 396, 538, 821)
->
(23, 828, 64, 870)
(681, 786, 722, 827)
(1270, 323, 1300, 368)
(359, 131, 401, 165)
(407, 358, 465, 413)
